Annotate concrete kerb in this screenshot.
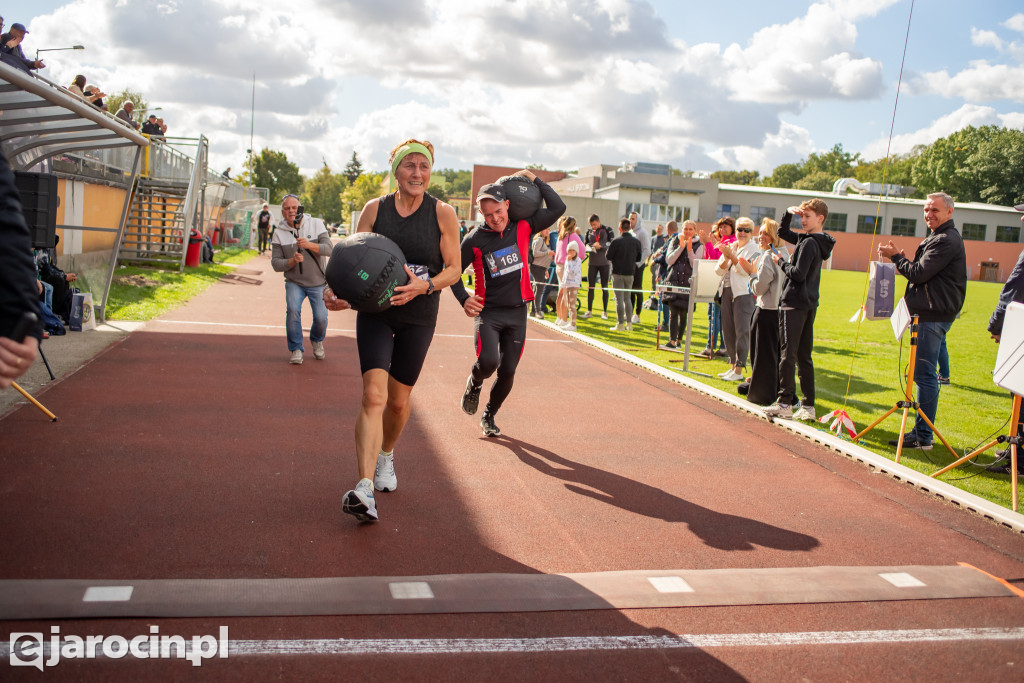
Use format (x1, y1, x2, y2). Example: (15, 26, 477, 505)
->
(532, 318, 1024, 535)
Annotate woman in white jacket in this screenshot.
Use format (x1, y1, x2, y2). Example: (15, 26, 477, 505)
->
(715, 217, 760, 382)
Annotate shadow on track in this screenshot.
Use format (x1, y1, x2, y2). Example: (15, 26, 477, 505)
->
(486, 436, 820, 553)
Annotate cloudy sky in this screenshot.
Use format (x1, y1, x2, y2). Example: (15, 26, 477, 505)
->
(9, 0, 1024, 178)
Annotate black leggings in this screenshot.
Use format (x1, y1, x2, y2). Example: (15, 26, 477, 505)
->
(356, 312, 436, 386)
(472, 305, 528, 415)
(667, 296, 690, 340)
(587, 262, 610, 312)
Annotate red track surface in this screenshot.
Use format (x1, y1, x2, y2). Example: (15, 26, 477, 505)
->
(1, 256, 1023, 681)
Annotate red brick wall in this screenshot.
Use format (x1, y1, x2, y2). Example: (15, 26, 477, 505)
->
(825, 231, 1023, 281)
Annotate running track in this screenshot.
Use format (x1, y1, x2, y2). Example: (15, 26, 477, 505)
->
(1, 256, 1022, 681)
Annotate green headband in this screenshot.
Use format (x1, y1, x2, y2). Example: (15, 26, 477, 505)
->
(391, 143, 433, 178)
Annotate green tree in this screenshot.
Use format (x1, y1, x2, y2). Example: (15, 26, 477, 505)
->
(966, 127, 1024, 206)
(802, 143, 861, 179)
(246, 148, 304, 204)
(343, 151, 364, 184)
(793, 170, 836, 192)
(762, 163, 803, 188)
(852, 149, 920, 192)
(710, 169, 760, 185)
(341, 172, 388, 226)
(302, 163, 348, 224)
(427, 183, 450, 203)
(106, 88, 149, 124)
(909, 126, 1002, 202)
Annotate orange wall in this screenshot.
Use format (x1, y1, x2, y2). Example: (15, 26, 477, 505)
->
(827, 231, 1024, 281)
(54, 180, 128, 255)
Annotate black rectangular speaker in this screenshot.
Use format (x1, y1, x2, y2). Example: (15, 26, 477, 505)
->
(14, 171, 59, 249)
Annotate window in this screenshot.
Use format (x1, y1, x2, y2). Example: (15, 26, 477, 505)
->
(891, 217, 916, 237)
(823, 212, 847, 232)
(857, 215, 880, 234)
(624, 202, 689, 224)
(716, 204, 740, 219)
(961, 223, 986, 241)
(749, 206, 775, 224)
(996, 225, 1021, 243)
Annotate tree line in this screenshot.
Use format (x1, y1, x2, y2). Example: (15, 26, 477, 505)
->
(711, 125, 1024, 206)
(241, 150, 472, 226)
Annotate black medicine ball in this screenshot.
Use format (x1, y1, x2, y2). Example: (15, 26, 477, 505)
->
(496, 175, 542, 222)
(325, 232, 409, 313)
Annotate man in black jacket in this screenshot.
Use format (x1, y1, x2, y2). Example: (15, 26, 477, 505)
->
(764, 199, 836, 421)
(606, 218, 642, 331)
(0, 152, 42, 388)
(879, 192, 966, 450)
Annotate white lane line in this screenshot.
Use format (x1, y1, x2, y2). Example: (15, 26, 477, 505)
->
(224, 627, 1024, 654)
(3, 628, 1021, 661)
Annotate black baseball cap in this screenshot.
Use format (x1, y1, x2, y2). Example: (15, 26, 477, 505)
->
(11, 23, 27, 33)
(476, 183, 506, 204)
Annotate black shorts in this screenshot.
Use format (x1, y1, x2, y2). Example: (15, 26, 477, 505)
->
(356, 312, 436, 387)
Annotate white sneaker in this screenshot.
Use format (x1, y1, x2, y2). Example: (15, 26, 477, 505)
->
(625, 323, 632, 331)
(579, 311, 592, 319)
(564, 325, 577, 332)
(601, 312, 608, 320)
(374, 452, 397, 492)
(556, 319, 568, 327)
(763, 402, 793, 419)
(289, 349, 303, 364)
(631, 314, 641, 324)
(342, 478, 378, 522)
(721, 370, 744, 381)
(792, 405, 817, 421)
(312, 341, 325, 360)
(610, 324, 625, 331)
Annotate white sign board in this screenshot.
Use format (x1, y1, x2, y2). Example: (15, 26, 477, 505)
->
(994, 301, 1024, 395)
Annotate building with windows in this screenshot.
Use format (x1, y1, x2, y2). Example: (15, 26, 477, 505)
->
(472, 162, 1022, 282)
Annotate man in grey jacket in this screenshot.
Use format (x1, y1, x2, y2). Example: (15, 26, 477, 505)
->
(271, 194, 332, 364)
(629, 211, 652, 324)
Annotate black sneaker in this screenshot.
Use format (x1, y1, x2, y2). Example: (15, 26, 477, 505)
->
(887, 434, 932, 450)
(461, 376, 481, 415)
(481, 412, 501, 437)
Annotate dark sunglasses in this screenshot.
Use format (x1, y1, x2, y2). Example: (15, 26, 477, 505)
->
(736, 227, 753, 233)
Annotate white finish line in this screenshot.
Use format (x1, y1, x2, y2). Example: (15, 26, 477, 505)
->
(5, 628, 1020, 660)
(223, 627, 1024, 654)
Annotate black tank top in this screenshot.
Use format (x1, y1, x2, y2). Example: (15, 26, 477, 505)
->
(371, 192, 444, 326)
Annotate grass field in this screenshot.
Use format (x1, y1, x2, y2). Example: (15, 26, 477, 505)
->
(559, 267, 1024, 510)
(106, 247, 257, 321)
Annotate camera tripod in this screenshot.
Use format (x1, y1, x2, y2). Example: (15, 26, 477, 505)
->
(9, 344, 57, 422)
(931, 393, 1020, 511)
(851, 315, 956, 463)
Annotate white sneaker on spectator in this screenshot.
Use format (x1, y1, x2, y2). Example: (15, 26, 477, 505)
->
(289, 349, 303, 365)
(625, 323, 632, 331)
(721, 370, 744, 381)
(610, 324, 625, 331)
(601, 312, 609, 320)
(579, 311, 592, 319)
(792, 405, 817, 421)
(312, 341, 325, 360)
(763, 402, 793, 419)
(564, 324, 577, 332)
(631, 314, 641, 324)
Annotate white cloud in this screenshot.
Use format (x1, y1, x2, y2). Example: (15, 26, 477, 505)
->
(1004, 13, 1024, 34)
(971, 28, 1003, 51)
(910, 61, 1024, 104)
(861, 104, 1005, 159)
(709, 122, 815, 176)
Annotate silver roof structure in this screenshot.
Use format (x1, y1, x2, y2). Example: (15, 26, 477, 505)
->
(0, 61, 147, 171)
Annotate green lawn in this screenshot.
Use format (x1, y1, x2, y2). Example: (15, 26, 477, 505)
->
(106, 247, 258, 321)
(562, 268, 1023, 510)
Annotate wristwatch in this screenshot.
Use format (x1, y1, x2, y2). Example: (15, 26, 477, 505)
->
(425, 279, 435, 295)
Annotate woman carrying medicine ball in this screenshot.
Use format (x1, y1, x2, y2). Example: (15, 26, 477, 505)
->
(324, 139, 461, 523)
(451, 170, 565, 438)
